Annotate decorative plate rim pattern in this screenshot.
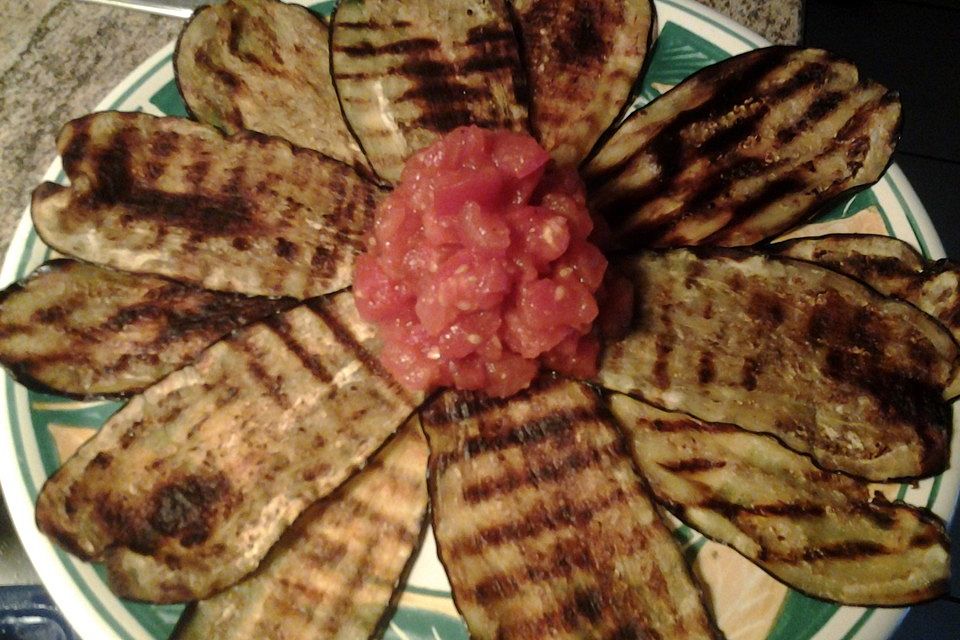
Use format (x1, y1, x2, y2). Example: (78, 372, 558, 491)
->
(0, 1, 955, 639)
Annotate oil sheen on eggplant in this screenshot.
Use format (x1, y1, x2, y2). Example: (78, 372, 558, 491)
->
(597, 247, 956, 481)
(32, 112, 386, 299)
(610, 394, 950, 606)
(11, 0, 954, 633)
(35, 292, 421, 603)
(0, 260, 293, 398)
(511, 0, 654, 166)
(775, 234, 960, 368)
(423, 377, 718, 640)
(584, 47, 901, 247)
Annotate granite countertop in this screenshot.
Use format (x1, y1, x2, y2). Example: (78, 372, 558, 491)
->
(0, 0, 800, 588)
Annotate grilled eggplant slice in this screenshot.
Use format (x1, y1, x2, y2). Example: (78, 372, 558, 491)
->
(331, 0, 529, 183)
(774, 233, 926, 276)
(175, 0, 373, 177)
(583, 47, 901, 247)
(610, 394, 951, 606)
(597, 248, 956, 481)
(511, 0, 654, 166)
(0, 259, 292, 398)
(423, 377, 718, 640)
(35, 292, 421, 603)
(174, 416, 429, 640)
(32, 112, 385, 298)
(775, 234, 960, 375)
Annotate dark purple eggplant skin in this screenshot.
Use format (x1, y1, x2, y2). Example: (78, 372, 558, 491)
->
(584, 46, 903, 249)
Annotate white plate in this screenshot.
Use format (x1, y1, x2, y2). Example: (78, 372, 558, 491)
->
(1, 1, 956, 639)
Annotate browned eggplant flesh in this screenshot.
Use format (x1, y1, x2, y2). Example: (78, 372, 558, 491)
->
(584, 47, 901, 247)
(597, 247, 956, 481)
(775, 233, 960, 396)
(32, 112, 385, 299)
(0, 259, 292, 398)
(511, 0, 654, 166)
(35, 292, 420, 603)
(610, 394, 951, 606)
(175, 0, 374, 177)
(423, 376, 718, 640)
(7, 0, 955, 634)
(331, 0, 529, 183)
(174, 416, 429, 640)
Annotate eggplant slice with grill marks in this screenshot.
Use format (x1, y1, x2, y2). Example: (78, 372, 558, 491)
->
(0, 259, 293, 398)
(609, 394, 950, 606)
(174, 416, 429, 640)
(175, 0, 374, 178)
(583, 47, 901, 247)
(774, 234, 960, 381)
(35, 292, 422, 603)
(422, 376, 718, 640)
(510, 0, 654, 166)
(774, 233, 927, 277)
(32, 112, 386, 299)
(331, 0, 530, 183)
(596, 248, 956, 481)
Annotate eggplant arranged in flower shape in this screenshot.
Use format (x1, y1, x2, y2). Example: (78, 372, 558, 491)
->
(0, 0, 950, 639)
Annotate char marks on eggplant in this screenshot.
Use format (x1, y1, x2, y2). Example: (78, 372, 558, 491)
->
(32, 112, 385, 299)
(331, 0, 529, 183)
(775, 234, 960, 395)
(610, 394, 950, 606)
(597, 247, 956, 481)
(13, 0, 955, 630)
(423, 376, 718, 640)
(35, 292, 421, 603)
(175, 0, 374, 177)
(0, 260, 293, 398)
(175, 417, 429, 640)
(511, 0, 654, 166)
(584, 47, 901, 247)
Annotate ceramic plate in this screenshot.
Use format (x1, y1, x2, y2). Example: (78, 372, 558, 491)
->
(1, 1, 956, 639)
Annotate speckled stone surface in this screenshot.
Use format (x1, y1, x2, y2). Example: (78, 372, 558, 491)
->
(0, 2, 182, 258)
(701, 0, 802, 45)
(0, 0, 801, 261)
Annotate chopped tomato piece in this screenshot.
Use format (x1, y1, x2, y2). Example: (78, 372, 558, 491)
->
(353, 255, 413, 322)
(353, 126, 605, 396)
(484, 354, 540, 398)
(543, 333, 601, 380)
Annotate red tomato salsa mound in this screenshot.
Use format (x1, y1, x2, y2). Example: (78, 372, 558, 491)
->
(353, 126, 607, 397)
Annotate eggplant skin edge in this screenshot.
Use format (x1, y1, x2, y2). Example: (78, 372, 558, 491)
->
(585, 45, 902, 248)
(770, 233, 960, 401)
(607, 392, 951, 607)
(421, 377, 721, 640)
(0, 258, 295, 400)
(600, 246, 954, 482)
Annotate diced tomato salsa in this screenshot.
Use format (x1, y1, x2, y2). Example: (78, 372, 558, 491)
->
(354, 127, 606, 397)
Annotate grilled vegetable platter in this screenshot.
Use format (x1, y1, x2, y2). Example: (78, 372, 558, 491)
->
(0, 1, 955, 639)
